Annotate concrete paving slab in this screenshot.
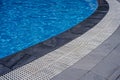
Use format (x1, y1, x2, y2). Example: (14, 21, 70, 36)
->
(92, 60, 119, 78)
(51, 68, 87, 80)
(80, 71, 106, 80)
(103, 44, 120, 66)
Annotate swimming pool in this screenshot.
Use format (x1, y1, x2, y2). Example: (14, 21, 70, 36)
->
(0, 0, 98, 59)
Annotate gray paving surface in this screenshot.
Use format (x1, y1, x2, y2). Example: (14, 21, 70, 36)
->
(51, 26, 120, 80)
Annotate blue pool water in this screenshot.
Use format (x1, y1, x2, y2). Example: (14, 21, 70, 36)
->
(0, 0, 98, 58)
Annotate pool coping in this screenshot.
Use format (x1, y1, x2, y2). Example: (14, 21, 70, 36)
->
(0, 0, 109, 76)
(1, 0, 120, 79)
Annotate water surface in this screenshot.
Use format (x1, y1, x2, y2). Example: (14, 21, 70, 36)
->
(0, 0, 98, 58)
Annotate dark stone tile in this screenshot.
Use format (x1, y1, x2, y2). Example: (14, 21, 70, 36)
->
(12, 56, 37, 69)
(56, 30, 78, 38)
(0, 64, 11, 76)
(42, 38, 57, 47)
(98, 6, 109, 11)
(89, 15, 103, 19)
(87, 18, 100, 23)
(4, 52, 25, 68)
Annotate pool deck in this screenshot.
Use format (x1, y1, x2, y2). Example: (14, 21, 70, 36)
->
(51, 24, 120, 80)
(0, 0, 120, 80)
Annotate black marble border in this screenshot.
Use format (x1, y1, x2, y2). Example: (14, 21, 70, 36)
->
(0, 0, 109, 76)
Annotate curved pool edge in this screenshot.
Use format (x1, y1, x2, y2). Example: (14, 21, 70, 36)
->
(0, 0, 98, 59)
(0, 0, 109, 77)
